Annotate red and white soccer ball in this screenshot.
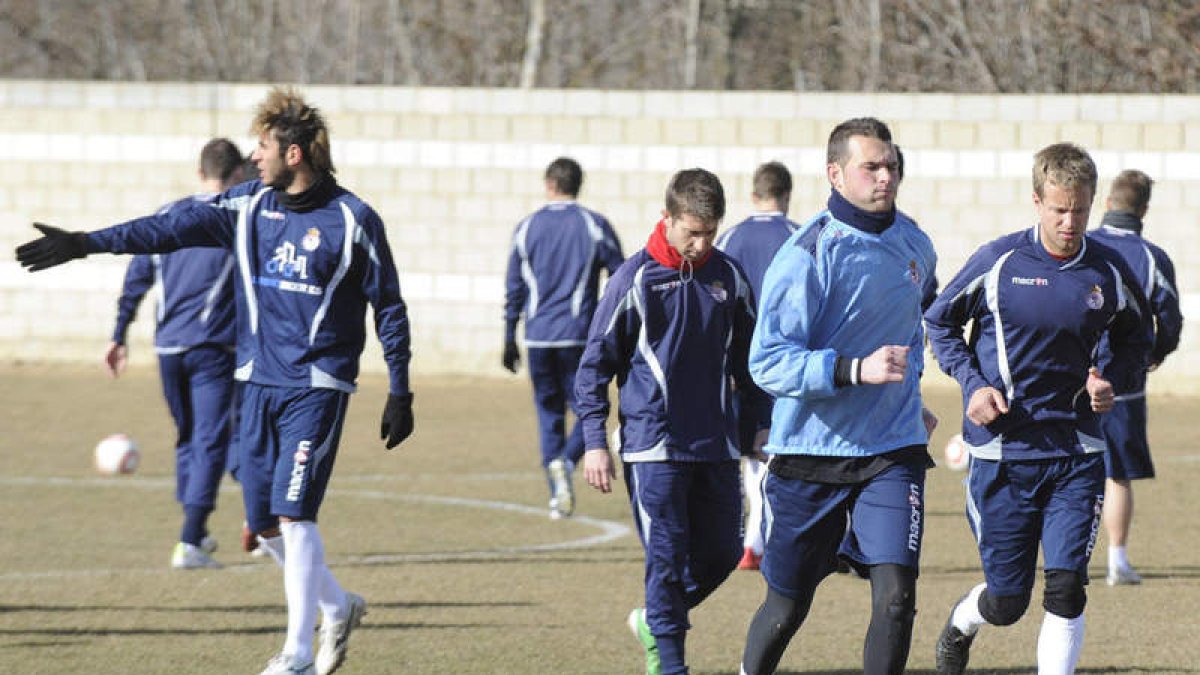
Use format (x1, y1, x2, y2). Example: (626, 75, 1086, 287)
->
(94, 434, 140, 475)
(943, 433, 969, 472)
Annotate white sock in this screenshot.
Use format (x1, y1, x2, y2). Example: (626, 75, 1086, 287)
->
(1108, 545, 1130, 571)
(258, 534, 286, 567)
(742, 458, 767, 554)
(280, 521, 327, 663)
(950, 582, 988, 635)
(1037, 611, 1085, 675)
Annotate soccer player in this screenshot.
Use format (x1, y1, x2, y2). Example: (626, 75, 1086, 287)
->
(1087, 169, 1183, 585)
(925, 143, 1152, 675)
(17, 87, 415, 675)
(503, 157, 624, 519)
(104, 138, 245, 570)
(714, 160, 799, 571)
(738, 117, 938, 675)
(575, 168, 768, 675)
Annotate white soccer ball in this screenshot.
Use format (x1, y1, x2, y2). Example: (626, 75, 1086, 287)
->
(943, 433, 969, 472)
(94, 434, 140, 475)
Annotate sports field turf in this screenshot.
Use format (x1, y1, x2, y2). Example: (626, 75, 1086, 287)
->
(2, 363, 1197, 674)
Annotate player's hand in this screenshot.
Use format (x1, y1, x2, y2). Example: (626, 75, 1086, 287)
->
(966, 386, 1009, 425)
(502, 339, 520, 373)
(583, 447, 615, 494)
(921, 406, 939, 436)
(858, 345, 910, 384)
(15, 222, 91, 272)
(1087, 367, 1114, 413)
(380, 393, 414, 449)
(104, 342, 128, 378)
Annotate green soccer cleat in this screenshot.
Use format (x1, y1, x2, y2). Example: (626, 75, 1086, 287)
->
(626, 607, 661, 675)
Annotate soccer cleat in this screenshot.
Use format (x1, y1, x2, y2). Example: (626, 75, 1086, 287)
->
(548, 497, 564, 520)
(547, 458, 575, 517)
(200, 535, 218, 554)
(626, 607, 661, 675)
(316, 592, 367, 675)
(934, 613, 975, 675)
(170, 542, 222, 569)
(259, 653, 316, 675)
(737, 547, 762, 571)
(1107, 565, 1143, 586)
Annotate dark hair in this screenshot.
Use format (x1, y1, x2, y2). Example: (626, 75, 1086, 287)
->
(199, 138, 245, 185)
(753, 161, 792, 201)
(1032, 142, 1096, 200)
(895, 145, 905, 181)
(665, 168, 725, 224)
(826, 117, 893, 166)
(251, 87, 335, 175)
(544, 157, 583, 197)
(1107, 169, 1153, 215)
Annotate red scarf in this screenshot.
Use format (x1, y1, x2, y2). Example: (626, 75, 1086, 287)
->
(646, 219, 713, 270)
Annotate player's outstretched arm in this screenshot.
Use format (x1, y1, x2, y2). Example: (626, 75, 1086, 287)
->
(15, 223, 91, 272)
(380, 393, 414, 449)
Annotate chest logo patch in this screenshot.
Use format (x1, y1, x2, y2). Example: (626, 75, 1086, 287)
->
(301, 228, 321, 251)
(1086, 285, 1104, 310)
(707, 281, 728, 303)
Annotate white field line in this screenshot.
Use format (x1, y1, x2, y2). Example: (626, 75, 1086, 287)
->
(0, 474, 632, 582)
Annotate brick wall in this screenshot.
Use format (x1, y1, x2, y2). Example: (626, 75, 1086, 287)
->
(1, 81, 1196, 391)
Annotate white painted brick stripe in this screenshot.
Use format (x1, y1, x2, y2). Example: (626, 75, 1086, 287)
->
(1, 132, 1197, 181)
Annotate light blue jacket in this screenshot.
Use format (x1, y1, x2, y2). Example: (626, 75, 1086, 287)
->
(751, 208, 937, 457)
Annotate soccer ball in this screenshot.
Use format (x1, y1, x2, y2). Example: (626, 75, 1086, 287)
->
(94, 434, 140, 475)
(943, 433, 969, 472)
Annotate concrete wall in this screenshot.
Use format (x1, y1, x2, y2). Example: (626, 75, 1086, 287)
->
(1, 81, 1196, 391)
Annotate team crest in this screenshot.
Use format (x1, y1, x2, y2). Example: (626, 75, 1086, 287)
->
(707, 281, 728, 303)
(301, 228, 321, 251)
(1085, 285, 1104, 310)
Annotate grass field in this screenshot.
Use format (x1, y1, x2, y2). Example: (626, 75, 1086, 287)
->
(1, 363, 1198, 674)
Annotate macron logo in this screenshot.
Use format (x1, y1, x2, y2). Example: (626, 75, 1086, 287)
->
(1011, 276, 1049, 286)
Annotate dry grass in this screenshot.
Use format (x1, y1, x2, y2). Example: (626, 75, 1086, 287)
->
(1, 363, 1197, 674)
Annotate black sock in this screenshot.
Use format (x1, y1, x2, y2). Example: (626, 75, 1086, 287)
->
(741, 586, 814, 675)
(863, 564, 917, 675)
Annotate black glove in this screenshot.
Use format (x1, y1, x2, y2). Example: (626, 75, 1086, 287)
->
(502, 340, 520, 373)
(380, 393, 414, 450)
(16, 223, 91, 272)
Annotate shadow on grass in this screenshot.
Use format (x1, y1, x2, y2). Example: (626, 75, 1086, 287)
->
(770, 669, 1191, 675)
(0, 620, 495, 639)
(0, 599, 531, 614)
(768, 662, 1190, 667)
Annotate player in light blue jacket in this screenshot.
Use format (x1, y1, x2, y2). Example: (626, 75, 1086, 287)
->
(18, 88, 410, 675)
(740, 118, 938, 675)
(105, 138, 243, 570)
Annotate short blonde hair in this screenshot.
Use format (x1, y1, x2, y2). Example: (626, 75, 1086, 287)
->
(251, 87, 335, 175)
(1032, 143, 1095, 200)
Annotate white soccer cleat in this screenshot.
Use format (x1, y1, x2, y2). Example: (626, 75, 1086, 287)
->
(200, 535, 218, 554)
(316, 592, 367, 675)
(1107, 565, 1143, 586)
(259, 653, 316, 675)
(547, 458, 575, 518)
(170, 542, 221, 570)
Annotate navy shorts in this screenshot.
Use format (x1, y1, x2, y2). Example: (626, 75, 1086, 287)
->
(965, 454, 1104, 597)
(238, 383, 349, 532)
(1100, 396, 1154, 480)
(761, 459, 926, 600)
